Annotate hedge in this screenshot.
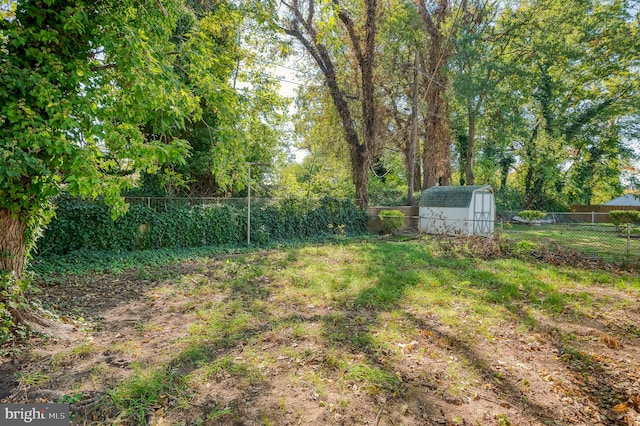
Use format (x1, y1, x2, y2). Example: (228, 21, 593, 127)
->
(609, 210, 640, 226)
(378, 210, 404, 234)
(36, 197, 368, 255)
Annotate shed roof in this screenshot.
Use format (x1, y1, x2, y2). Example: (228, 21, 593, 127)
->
(603, 194, 640, 206)
(419, 185, 492, 208)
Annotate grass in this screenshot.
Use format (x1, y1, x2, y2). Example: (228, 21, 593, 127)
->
(51, 339, 98, 366)
(504, 223, 640, 263)
(16, 371, 51, 387)
(22, 237, 640, 424)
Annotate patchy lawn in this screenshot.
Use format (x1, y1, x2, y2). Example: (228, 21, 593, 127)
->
(504, 223, 640, 264)
(2, 239, 640, 425)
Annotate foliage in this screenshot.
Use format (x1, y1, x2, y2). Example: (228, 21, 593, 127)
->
(274, 125, 353, 201)
(495, 188, 524, 212)
(0, 0, 201, 221)
(378, 210, 404, 234)
(139, 1, 291, 198)
(36, 197, 367, 255)
(0, 272, 35, 346)
(609, 210, 640, 226)
(0, 0, 216, 295)
(277, 0, 382, 207)
(0, 273, 14, 345)
(518, 210, 547, 222)
(496, 0, 638, 208)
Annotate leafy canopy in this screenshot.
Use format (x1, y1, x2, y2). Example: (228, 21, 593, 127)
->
(0, 0, 203, 236)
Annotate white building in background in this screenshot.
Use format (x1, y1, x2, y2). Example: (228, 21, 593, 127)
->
(603, 194, 640, 207)
(419, 185, 495, 236)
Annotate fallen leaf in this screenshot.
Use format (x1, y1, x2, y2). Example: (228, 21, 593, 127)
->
(612, 402, 628, 413)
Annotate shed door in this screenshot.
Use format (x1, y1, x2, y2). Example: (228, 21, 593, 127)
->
(473, 191, 493, 235)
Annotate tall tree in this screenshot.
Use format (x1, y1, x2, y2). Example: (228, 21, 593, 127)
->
(0, 0, 208, 326)
(130, 0, 290, 197)
(498, 0, 640, 208)
(376, 0, 426, 204)
(449, 0, 503, 186)
(278, 0, 381, 207)
(413, 0, 456, 188)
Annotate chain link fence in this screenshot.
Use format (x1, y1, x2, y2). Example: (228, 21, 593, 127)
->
(368, 208, 639, 267)
(124, 196, 268, 211)
(498, 219, 639, 266)
(118, 201, 638, 266)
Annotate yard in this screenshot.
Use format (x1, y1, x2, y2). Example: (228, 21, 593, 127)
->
(1, 238, 640, 425)
(503, 223, 640, 264)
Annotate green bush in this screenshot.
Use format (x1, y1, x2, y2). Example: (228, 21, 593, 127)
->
(378, 210, 404, 234)
(609, 210, 640, 227)
(36, 197, 367, 255)
(518, 210, 547, 222)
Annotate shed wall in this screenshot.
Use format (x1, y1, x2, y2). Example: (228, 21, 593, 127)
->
(419, 207, 471, 235)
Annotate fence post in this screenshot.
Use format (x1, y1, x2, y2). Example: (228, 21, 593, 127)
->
(592, 211, 595, 225)
(628, 223, 631, 257)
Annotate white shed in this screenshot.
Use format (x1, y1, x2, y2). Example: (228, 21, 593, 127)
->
(419, 185, 495, 236)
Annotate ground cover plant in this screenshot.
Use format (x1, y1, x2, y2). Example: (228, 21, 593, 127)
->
(1, 238, 640, 425)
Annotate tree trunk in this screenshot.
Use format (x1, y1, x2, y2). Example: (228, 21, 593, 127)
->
(351, 144, 370, 208)
(282, 0, 378, 209)
(0, 208, 26, 279)
(422, 72, 452, 189)
(499, 156, 510, 191)
(523, 124, 540, 209)
(416, 0, 452, 189)
(465, 104, 476, 185)
(407, 50, 419, 205)
(1, 208, 77, 337)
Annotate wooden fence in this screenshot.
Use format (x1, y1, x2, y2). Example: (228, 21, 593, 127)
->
(570, 205, 640, 223)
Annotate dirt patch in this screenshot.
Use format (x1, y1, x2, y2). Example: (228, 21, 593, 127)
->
(2, 251, 640, 426)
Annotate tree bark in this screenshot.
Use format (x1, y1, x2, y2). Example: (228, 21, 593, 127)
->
(1, 208, 76, 337)
(407, 50, 419, 205)
(350, 143, 370, 208)
(422, 66, 452, 188)
(0, 208, 26, 279)
(523, 124, 540, 209)
(415, 0, 453, 189)
(465, 103, 476, 185)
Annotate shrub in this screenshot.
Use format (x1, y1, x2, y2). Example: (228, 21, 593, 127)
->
(518, 210, 547, 222)
(378, 210, 404, 234)
(609, 210, 640, 227)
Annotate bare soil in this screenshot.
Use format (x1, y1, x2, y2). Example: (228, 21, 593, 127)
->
(1, 253, 640, 426)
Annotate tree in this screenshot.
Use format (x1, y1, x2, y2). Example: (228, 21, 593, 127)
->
(449, 0, 504, 186)
(278, 0, 381, 208)
(375, 0, 426, 204)
(497, 0, 640, 209)
(276, 83, 354, 199)
(0, 0, 206, 327)
(413, 0, 455, 188)
(127, 1, 290, 198)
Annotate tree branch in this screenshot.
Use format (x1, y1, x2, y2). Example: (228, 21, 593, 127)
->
(156, 0, 168, 17)
(91, 63, 118, 72)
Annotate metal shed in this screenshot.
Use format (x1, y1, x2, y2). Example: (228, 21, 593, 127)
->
(419, 185, 495, 236)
